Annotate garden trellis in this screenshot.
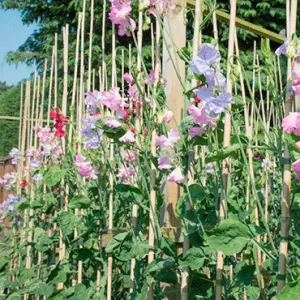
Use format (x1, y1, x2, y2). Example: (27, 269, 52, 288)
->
(1, 0, 300, 299)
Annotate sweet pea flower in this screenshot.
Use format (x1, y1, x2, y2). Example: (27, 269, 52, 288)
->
(85, 91, 102, 114)
(168, 167, 184, 184)
(9, 148, 22, 165)
(156, 128, 180, 149)
(119, 131, 136, 143)
(190, 44, 220, 75)
(161, 110, 173, 123)
(124, 72, 133, 85)
(122, 150, 136, 163)
(117, 164, 135, 185)
(102, 87, 129, 118)
(282, 112, 300, 135)
(158, 155, 173, 170)
(32, 174, 43, 181)
(109, 0, 136, 37)
(104, 117, 122, 128)
(74, 154, 99, 180)
(189, 127, 205, 137)
(148, 0, 175, 16)
(188, 105, 217, 128)
(292, 159, 300, 180)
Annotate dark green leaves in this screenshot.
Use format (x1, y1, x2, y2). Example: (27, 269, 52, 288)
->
(58, 211, 80, 237)
(69, 195, 91, 209)
(205, 144, 240, 163)
(206, 219, 253, 255)
(43, 166, 66, 187)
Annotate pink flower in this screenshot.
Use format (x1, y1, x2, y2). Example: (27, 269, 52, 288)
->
(117, 164, 135, 184)
(282, 112, 300, 135)
(104, 117, 122, 128)
(189, 127, 205, 137)
(188, 105, 217, 128)
(119, 131, 136, 143)
(148, 0, 176, 16)
(109, 0, 136, 37)
(101, 87, 128, 118)
(296, 141, 300, 148)
(147, 69, 155, 85)
(127, 84, 139, 101)
(156, 128, 180, 149)
(74, 154, 98, 180)
(122, 150, 135, 163)
(158, 156, 173, 170)
(168, 167, 184, 184)
(293, 159, 300, 180)
(161, 110, 173, 123)
(124, 72, 133, 85)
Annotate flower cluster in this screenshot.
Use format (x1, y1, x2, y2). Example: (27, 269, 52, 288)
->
(156, 128, 184, 183)
(74, 154, 99, 180)
(81, 115, 103, 149)
(109, 0, 136, 37)
(0, 172, 18, 190)
(0, 194, 24, 223)
(35, 125, 63, 163)
(148, 0, 176, 16)
(117, 150, 136, 185)
(50, 108, 68, 138)
(190, 44, 232, 120)
(9, 148, 22, 165)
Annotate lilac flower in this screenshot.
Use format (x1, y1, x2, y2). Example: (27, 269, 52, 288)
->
(190, 44, 220, 75)
(104, 117, 122, 128)
(9, 148, 22, 165)
(32, 174, 43, 181)
(81, 115, 103, 149)
(275, 30, 289, 56)
(158, 155, 173, 170)
(85, 91, 102, 114)
(0, 172, 18, 190)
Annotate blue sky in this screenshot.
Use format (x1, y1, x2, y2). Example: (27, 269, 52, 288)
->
(0, 9, 36, 86)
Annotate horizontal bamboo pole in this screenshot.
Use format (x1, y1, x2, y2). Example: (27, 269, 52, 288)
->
(187, 0, 283, 43)
(0, 116, 51, 123)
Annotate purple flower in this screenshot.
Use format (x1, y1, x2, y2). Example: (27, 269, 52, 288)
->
(32, 174, 43, 181)
(189, 127, 205, 137)
(9, 148, 22, 165)
(85, 91, 102, 114)
(81, 115, 103, 149)
(275, 30, 288, 56)
(168, 168, 184, 184)
(158, 155, 173, 170)
(190, 44, 220, 75)
(119, 131, 136, 143)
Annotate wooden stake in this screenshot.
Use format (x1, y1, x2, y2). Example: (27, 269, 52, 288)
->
(216, 1, 236, 299)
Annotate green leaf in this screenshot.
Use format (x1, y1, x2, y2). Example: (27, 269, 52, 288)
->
(115, 184, 144, 203)
(69, 195, 91, 209)
(179, 247, 206, 270)
(187, 184, 206, 205)
(206, 219, 253, 255)
(19, 268, 35, 284)
(205, 144, 240, 163)
(69, 284, 88, 300)
(43, 166, 66, 187)
(160, 237, 177, 257)
(58, 211, 80, 237)
(278, 279, 300, 299)
(16, 200, 30, 211)
(130, 241, 153, 260)
(30, 199, 44, 209)
(235, 262, 255, 285)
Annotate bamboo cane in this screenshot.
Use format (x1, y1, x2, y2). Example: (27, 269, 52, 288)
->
(216, 1, 236, 299)
(87, 0, 94, 92)
(47, 47, 55, 125)
(18, 83, 24, 150)
(107, 22, 116, 300)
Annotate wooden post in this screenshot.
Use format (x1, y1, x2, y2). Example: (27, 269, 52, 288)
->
(162, 0, 186, 228)
(277, 0, 297, 293)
